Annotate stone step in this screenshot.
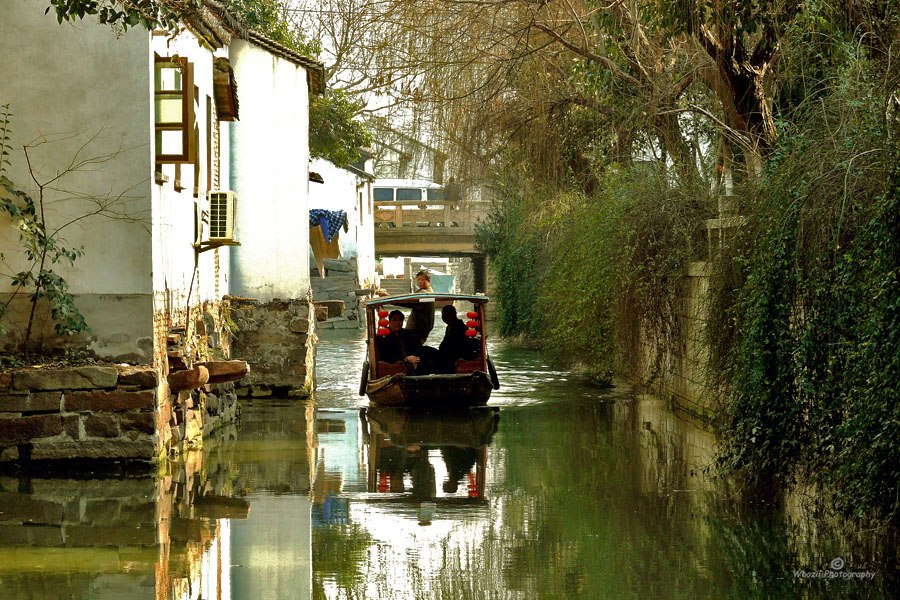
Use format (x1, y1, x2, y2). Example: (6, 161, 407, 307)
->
(310, 276, 357, 288)
(380, 279, 411, 294)
(311, 281, 357, 292)
(311, 284, 362, 301)
(323, 258, 354, 272)
(317, 317, 362, 330)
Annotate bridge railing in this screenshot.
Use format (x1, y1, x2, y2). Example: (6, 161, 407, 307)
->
(374, 201, 489, 230)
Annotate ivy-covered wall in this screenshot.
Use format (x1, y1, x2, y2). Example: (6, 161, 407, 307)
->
(477, 76, 900, 522)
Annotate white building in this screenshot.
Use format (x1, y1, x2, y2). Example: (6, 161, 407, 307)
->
(308, 152, 377, 288)
(229, 32, 324, 301)
(0, 2, 323, 392)
(0, 1, 240, 363)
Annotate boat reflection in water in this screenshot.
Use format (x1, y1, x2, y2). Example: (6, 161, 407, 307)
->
(361, 406, 499, 519)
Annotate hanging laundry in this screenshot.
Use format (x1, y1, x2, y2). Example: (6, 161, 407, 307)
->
(309, 209, 348, 244)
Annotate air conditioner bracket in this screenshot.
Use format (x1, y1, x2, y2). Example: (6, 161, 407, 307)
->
(194, 241, 241, 254)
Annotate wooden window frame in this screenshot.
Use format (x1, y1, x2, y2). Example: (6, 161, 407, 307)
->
(155, 54, 195, 164)
(206, 95, 213, 191)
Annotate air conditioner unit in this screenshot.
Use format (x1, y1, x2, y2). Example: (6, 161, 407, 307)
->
(207, 190, 237, 242)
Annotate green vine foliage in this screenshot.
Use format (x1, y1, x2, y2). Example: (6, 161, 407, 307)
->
(535, 188, 624, 383)
(710, 60, 900, 519)
(475, 170, 545, 341)
(477, 159, 711, 385)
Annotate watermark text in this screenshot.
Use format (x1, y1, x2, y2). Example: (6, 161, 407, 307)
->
(793, 557, 876, 581)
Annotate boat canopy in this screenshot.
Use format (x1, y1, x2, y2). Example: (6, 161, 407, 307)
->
(365, 293, 489, 309)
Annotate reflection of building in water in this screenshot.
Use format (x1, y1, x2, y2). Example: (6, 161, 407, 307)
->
(0, 398, 320, 600)
(0, 424, 248, 600)
(629, 394, 717, 498)
(226, 399, 316, 600)
(312, 409, 368, 526)
(618, 393, 721, 580)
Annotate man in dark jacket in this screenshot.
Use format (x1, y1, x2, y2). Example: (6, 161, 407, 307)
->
(438, 305, 476, 373)
(405, 270, 435, 346)
(377, 310, 422, 369)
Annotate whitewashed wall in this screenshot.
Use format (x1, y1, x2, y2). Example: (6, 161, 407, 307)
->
(308, 158, 376, 286)
(356, 158, 376, 287)
(151, 33, 229, 322)
(0, 2, 153, 360)
(228, 39, 310, 301)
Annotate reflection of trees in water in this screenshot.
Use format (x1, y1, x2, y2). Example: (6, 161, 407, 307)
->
(703, 496, 898, 599)
(311, 399, 897, 599)
(312, 523, 375, 600)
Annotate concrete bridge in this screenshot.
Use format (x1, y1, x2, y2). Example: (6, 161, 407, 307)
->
(373, 199, 489, 291)
(373, 200, 488, 257)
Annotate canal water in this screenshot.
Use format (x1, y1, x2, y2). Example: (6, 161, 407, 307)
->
(0, 329, 895, 598)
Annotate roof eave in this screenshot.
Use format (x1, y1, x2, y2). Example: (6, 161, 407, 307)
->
(247, 30, 326, 95)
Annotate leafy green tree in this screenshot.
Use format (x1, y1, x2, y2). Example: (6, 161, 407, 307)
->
(226, 0, 320, 58)
(309, 90, 372, 165)
(43, 0, 197, 30)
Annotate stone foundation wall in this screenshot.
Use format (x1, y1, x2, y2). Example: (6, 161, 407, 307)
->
(0, 363, 239, 465)
(228, 295, 317, 397)
(0, 366, 157, 463)
(635, 261, 715, 421)
(153, 297, 241, 458)
(161, 382, 239, 457)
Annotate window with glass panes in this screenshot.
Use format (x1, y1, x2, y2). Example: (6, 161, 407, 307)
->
(154, 55, 194, 163)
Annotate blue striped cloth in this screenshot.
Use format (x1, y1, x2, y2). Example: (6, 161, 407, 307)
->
(309, 209, 347, 243)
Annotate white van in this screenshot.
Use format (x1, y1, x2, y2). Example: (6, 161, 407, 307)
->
(372, 179, 445, 204)
(373, 179, 449, 228)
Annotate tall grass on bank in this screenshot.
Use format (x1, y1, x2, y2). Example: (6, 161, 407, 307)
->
(477, 167, 712, 385)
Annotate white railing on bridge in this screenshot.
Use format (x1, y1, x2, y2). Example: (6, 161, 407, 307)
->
(374, 201, 489, 230)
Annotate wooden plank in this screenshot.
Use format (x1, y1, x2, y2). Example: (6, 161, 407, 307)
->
(309, 225, 327, 277)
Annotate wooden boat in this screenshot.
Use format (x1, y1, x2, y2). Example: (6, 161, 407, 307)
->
(359, 293, 500, 407)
